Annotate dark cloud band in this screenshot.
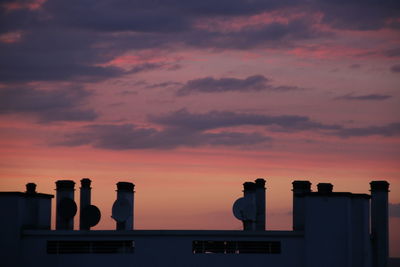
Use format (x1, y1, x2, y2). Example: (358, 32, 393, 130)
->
(59, 123, 270, 150)
(1, 0, 398, 83)
(335, 93, 392, 101)
(176, 75, 269, 96)
(55, 108, 400, 150)
(0, 86, 97, 123)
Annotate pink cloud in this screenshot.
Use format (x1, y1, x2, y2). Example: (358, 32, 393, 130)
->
(0, 31, 23, 44)
(2, 0, 46, 11)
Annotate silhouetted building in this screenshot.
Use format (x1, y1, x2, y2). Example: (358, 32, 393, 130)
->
(0, 178, 390, 267)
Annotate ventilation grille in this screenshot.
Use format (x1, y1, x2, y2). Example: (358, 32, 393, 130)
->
(193, 240, 281, 254)
(47, 240, 134, 254)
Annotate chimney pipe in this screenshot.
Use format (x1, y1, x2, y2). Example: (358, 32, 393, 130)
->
(255, 178, 266, 231)
(26, 183, 37, 194)
(292, 180, 311, 231)
(116, 182, 135, 230)
(370, 181, 389, 267)
(317, 183, 333, 194)
(56, 180, 76, 230)
(24, 183, 38, 229)
(79, 178, 91, 230)
(243, 182, 256, 231)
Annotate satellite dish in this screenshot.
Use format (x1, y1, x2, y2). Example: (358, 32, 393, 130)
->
(81, 205, 101, 227)
(111, 199, 132, 222)
(232, 197, 256, 221)
(233, 197, 246, 220)
(58, 198, 77, 219)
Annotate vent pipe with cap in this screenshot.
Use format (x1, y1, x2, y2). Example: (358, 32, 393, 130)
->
(26, 183, 36, 194)
(79, 178, 91, 230)
(317, 183, 333, 193)
(243, 182, 256, 231)
(23, 183, 52, 230)
(24, 183, 38, 229)
(114, 182, 135, 230)
(292, 180, 311, 231)
(370, 181, 389, 267)
(55, 180, 77, 230)
(255, 178, 266, 231)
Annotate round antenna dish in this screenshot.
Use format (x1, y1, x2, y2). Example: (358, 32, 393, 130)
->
(232, 197, 256, 221)
(233, 197, 246, 220)
(81, 205, 101, 227)
(58, 198, 77, 219)
(112, 199, 132, 222)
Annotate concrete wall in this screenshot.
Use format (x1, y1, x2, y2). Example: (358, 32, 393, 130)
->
(350, 197, 371, 267)
(305, 195, 351, 267)
(37, 198, 52, 230)
(304, 194, 372, 267)
(0, 192, 53, 267)
(19, 230, 304, 267)
(0, 194, 25, 267)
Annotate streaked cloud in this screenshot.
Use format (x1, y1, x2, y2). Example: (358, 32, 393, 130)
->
(349, 64, 361, 69)
(390, 64, 400, 73)
(152, 109, 400, 138)
(0, 85, 97, 123)
(335, 122, 400, 138)
(1, 0, 398, 83)
(383, 48, 400, 58)
(146, 81, 183, 89)
(177, 75, 268, 96)
(176, 75, 303, 96)
(390, 203, 400, 218)
(55, 108, 400, 150)
(58, 123, 270, 150)
(150, 108, 340, 131)
(335, 93, 392, 101)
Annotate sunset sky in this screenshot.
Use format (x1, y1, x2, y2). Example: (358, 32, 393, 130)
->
(0, 0, 400, 257)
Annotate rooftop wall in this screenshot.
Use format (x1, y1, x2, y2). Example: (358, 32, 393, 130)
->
(304, 193, 371, 267)
(20, 230, 304, 267)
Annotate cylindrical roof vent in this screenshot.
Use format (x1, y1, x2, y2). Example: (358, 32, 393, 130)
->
(26, 183, 37, 194)
(55, 180, 77, 230)
(317, 183, 333, 193)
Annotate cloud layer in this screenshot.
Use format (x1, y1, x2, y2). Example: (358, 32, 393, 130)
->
(176, 75, 302, 96)
(390, 203, 400, 218)
(336, 93, 392, 101)
(150, 108, 339, 132)
(0, 86, 97, 122)
(1, 0, 399, 83)
(56, 109, 400, 150)
(1, 1, 399, 150)
(59, 123, 269, 150)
